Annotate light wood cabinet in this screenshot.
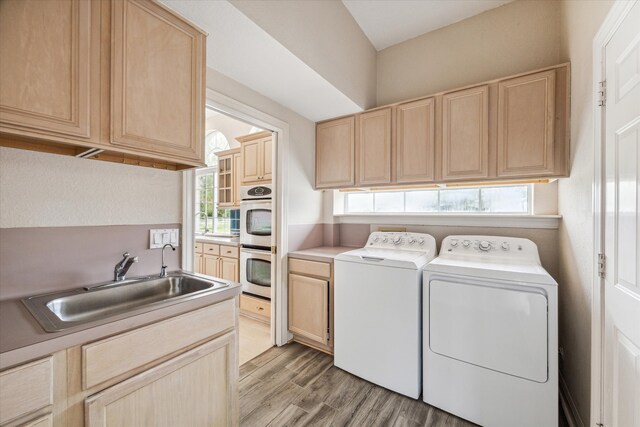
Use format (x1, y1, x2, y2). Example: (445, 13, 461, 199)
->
(195, 241, 240, 282)
(315, 116, 355, 189)
(216, 147, 241, 208)
(238, 131, 272, 185)
(240, 293, 271, 323)
(233, 151, 242, 205)
(287, 256, 333, 353)
(357, 107, 392, 186)
(497, 69, 558, 177)
(396, 98, 436, 184)
(288, 274, 329, 345)
(85, 332, 236, 427)
(315, 63, 569, 188)
(442, 85, 490, 181)
(0, 0, 207, 170)
(0, 357, 53, 425)
(194, 242, 203, 274)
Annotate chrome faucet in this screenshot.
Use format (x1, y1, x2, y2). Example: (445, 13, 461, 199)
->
(160, 244, 176, 278)
(114, 252, 138, 282)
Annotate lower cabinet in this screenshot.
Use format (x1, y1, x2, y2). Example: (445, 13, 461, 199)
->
(287, 257, 333, 353)
(85, 332, 236, 427)
(195, 241, 239, 282)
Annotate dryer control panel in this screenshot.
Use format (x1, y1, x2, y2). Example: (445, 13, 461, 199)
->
(440, 235, 541, 264)
(366, 232, 436, 252)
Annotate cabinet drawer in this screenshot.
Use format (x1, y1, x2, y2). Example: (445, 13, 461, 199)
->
(203, 243, 220, 255)
(82, 300, 235, 390)
(0, 357, 53, 424)
(21, 414, 53, 427)
(289, 258, 331, 279)
(240, 294, 270, 321)
(220, 245, 239, 259)
(194, 242, 203, 254)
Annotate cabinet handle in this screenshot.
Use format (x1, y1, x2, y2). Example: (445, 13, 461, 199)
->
(257, 306, 264, 311)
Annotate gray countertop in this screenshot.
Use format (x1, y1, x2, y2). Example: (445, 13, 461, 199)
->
(0, 279, 241, 370)
(288, 246, 356, 263)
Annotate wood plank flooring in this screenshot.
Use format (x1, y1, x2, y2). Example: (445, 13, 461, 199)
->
(239, 342, 478, 427)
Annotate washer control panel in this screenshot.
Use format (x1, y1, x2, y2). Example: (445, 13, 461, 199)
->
(366, 232, 436, 252)
(441, 235, 541, 264)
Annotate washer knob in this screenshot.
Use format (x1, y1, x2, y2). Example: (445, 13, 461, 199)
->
(418, 238, 425, 245)
(479, 241, 491, 251)
(462, 240, 471, 248)
(450, 239, 459, 247)
(408, 237, 416, 244)
(393, 236, 402, 245)
(501, 242, 510, 251)
(382, 238, 388, 243)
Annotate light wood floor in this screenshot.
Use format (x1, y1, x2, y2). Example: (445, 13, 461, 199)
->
(239, 315, 272, 366)
(239, 342, 478, 427)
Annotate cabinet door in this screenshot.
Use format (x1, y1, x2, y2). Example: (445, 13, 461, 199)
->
(233, 152, 242, 206)
(497, 70, 556, 177)
(288, 274, 329, 345)
(442, 85, 489, 181)
(0, 0, 99, 141)
(316, 116, 355, 189)
(396, 98, 436, 183)
(194, 254, 203, 274)
(110, 0, 205, 162)
(357, 108, 392, 186)
(203, 255, 219, 278)
(261, 137, 273, 182)
(220, 257, 239, 282)
(85, 332, 237, 427)
(241, 139, 261, 184)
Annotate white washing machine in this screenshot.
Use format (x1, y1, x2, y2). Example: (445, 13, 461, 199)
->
(334, 232, 437, 399)
(423, 235, 558, 427)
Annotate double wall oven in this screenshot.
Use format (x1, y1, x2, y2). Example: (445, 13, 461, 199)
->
(240, 184, 272, 299)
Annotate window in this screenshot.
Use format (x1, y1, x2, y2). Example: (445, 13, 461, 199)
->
(195, 130, 235, 235)
(344, 185, 530, 214)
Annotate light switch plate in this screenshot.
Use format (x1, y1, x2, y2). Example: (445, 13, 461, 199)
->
(150, 229, 180, 249)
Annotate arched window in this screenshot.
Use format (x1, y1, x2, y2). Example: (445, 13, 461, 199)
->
(204, 130, 230, 167)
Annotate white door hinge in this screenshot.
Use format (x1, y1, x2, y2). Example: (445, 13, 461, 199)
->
(597, 81, 606, 107)
(598, 253, 606, 278)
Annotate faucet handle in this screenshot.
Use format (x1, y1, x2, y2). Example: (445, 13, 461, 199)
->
(131, 257, 139, 263)
(122, 252, 130, 258)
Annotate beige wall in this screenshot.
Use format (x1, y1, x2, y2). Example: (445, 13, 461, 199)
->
(231, 0, 377, 110)
(558, 1, 614, 425)
(376, 0, 562, 105)
(0, 147, 182, 228)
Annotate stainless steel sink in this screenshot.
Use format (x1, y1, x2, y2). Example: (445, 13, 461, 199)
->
(22, 272, 230, 332)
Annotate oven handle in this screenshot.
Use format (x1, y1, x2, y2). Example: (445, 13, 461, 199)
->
(241, 247, 272, 256)
(240, 200, 272, 206)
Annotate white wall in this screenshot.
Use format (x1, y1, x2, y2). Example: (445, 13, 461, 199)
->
(376, 0, 562, 105)
(0, 147, 182, 228)
(558, 1, 614, 425)
(205, 113, 255, 148)
(231, 0, 377, 110)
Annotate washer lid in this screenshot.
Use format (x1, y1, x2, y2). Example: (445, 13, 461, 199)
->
(336, 247, 435, 269)
(425, 257, 557, 286)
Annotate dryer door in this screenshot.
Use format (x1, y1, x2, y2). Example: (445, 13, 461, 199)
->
(429, 278, 548, 382)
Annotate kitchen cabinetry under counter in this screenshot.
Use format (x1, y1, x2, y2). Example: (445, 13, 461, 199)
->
(195, 240, 240, 283)
(287, 247, 353, 355)
(0, 0, 207, 170)
(0, 293, 240, 427)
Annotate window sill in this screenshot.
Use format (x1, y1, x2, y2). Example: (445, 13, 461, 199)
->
(334, 213, 561, 229)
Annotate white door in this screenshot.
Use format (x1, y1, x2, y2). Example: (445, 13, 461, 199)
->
(603, 3, 640, 426)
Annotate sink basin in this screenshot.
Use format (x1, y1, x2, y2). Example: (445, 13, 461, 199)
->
(22, 272, 230, 332)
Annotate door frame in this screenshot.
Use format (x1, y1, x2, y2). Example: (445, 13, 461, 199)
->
(591, 2, 638, 425)
(182, 88, 291, 347)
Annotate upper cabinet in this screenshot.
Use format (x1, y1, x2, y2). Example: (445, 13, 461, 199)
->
(110, 0, 205, 162)
(396, 98, 436, 184)
(441, 85, 490, 181)
(356, 107, 392, 186)
(0, 0, 207, 169)
(237, 130, 272, 185)
(0, 0, 100, 142)
(314, 63, 570, 189)
(497, 69, 563, 177)
(316, 116, 355, 189)
(215, 148, 240, 208)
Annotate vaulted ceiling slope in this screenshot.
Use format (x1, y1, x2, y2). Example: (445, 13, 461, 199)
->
(342, 0, 514, 51)
(160, 0, 368, 122)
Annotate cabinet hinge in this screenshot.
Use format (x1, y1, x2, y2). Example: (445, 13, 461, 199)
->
(271, 246, 277, 255)
(597, 81, 606, 107)
(598, 253, 606, 278)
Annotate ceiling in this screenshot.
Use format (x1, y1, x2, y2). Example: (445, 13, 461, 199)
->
(342, 0, 513, 51)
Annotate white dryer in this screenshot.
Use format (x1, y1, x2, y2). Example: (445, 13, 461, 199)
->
(423, 235, 558, 427)
(335, 232, 437, 399)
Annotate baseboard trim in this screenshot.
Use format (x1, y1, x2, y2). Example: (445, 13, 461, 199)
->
(560, 373, 585, 427)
